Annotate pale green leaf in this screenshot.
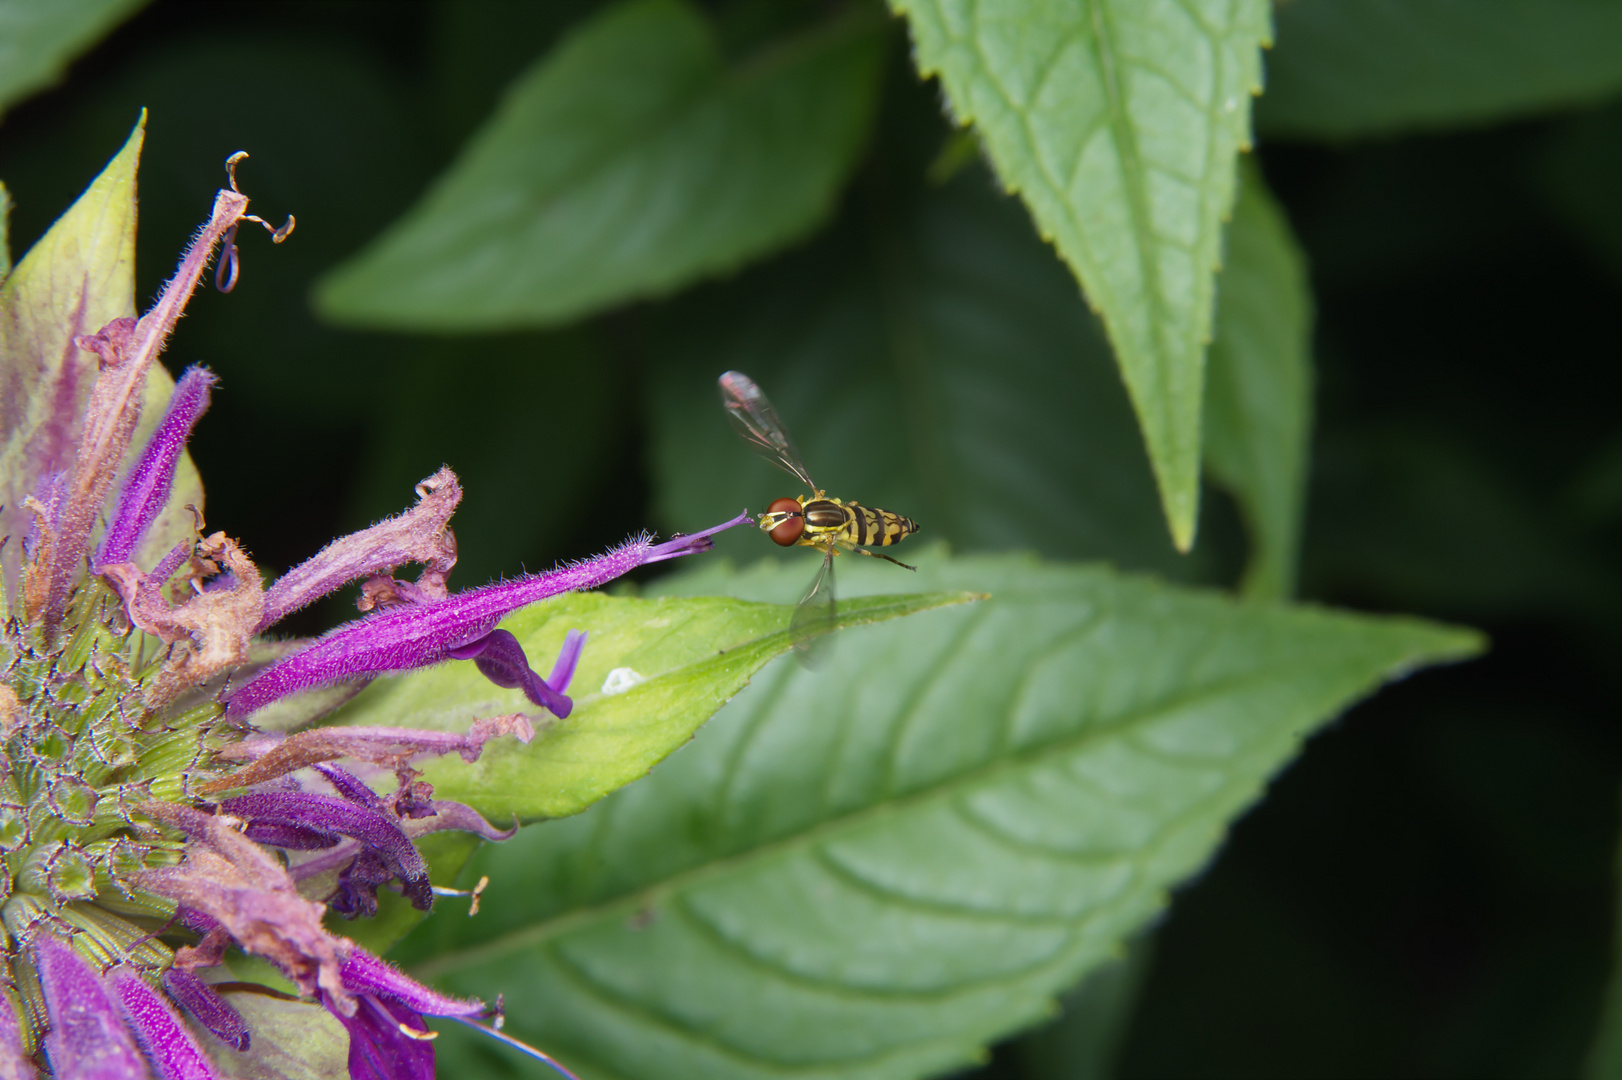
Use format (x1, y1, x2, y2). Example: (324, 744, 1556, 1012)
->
(315, 0, 883, 330)
(0, 0, 149, 117)
(393, 552, 1480, 1080)
(200, 988, 347, 1080)
(0, 116, 202, 606)
(1259, 0, 1622, 141)
(1203, 159, 1313, 600)
(890, 0, 1272, 551)
(328, 586, 973, 824)
(647, 164, 1209, 583)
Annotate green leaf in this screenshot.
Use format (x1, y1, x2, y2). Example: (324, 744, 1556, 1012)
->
(328, 586, 973, 824)
(646, 164, 1211, 583)
(0, 181, 12, 280)
(0, 116, 203, 606)
(1015, 933, 1154, 1080)
(315, 0, 883, 331)
(1258, 0, 1622, 141)
(0, 0, 149, 117)
(889, 0, 1272, 552)
(1203, 160, 1313, 600)
(394, 552, 1480, 1080)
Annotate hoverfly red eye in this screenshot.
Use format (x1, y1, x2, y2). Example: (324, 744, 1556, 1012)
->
(766, 497, 804, 546)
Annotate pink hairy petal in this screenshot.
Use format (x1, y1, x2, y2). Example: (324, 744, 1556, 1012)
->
(259, 466, 462, 631)
(107, 966, 222, 1080)
(202, 715, 535, 794)
(131, 803, 355, 1012)
(103, 533, 265, 707)
(400, 800, 518, 842)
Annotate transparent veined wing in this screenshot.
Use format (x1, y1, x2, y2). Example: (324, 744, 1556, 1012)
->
(719, 370, 818, 492)
(787, 545, 837, 666)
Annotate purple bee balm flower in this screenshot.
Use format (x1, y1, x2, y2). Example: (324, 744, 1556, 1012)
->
(219, 790, 432, 910)
(226, 513, 750, 720)
(96, 364, 216, 567)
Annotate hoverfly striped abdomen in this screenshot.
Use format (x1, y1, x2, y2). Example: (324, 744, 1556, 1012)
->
(846, 502, 917, 548)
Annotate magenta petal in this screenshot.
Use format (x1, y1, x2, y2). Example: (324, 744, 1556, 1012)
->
(327, 994, 434, 1080)
(162, 969, 249, 1052)
(33, 934, 148, 1080)
(548, 629, 587, 696)
(97, 365, 215, 567)
(641, 510, 753, 563)
(339, 950, 484, 1018)
(107, 966, 222, 1080)
(220, 791, 431, 909)
(446, 629, 575, 718)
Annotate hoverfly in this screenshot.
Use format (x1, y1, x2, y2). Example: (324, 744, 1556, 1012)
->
(719, 371, 919, 651)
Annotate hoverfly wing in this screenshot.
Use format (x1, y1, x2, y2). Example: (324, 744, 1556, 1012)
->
(719, 370, 818, 493)
(788, 545, 838, 667)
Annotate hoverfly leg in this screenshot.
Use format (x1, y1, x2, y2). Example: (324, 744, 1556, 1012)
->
(852, 548, 917, 571)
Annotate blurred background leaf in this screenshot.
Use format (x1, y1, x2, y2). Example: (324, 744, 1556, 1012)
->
(1258, 0, 1622, 140)
(0, 0, 148, 118)
(399, 552, 1478, 1079)
(1204, 157, 1313, 601)
(891, 0, 1271, 552)
(317, 0, 884, 330)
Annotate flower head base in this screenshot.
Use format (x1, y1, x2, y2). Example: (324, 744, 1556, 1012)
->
(0, 136, 741, 1078)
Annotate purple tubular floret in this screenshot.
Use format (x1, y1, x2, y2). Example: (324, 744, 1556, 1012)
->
(220, 791, 431, 909)
(107, 965, 222, 1080)
(97, 366, 216, 567)
(446, 629, 576, 718)
(339, 950, 485, 1017)
(224, 512, 751, 720)
(32, 934, 149, 1080)
(162, 968, 250, 1052)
